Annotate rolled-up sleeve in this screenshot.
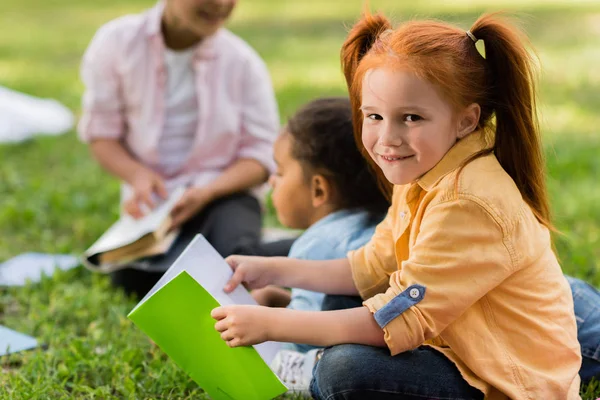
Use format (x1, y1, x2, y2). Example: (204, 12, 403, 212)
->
(348, 209, 397, 300)
(363, 198, 515, 355)
(77, 24, 126, 143)
(236, 55, 279, 173)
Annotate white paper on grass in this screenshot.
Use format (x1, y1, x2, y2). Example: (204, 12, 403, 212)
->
(0, 253, 80, 287)
(0, 86, 74, 143)
(133, 234, 281, 365)
(0, 325, 38, 356)
(85, 186, 186, 256)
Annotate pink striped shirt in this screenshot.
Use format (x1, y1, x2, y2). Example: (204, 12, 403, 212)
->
(78, 2, 278, 198)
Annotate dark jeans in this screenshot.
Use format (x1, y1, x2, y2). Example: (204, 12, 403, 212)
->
(111, 193, 294, 298)
(567, 276, 600, 383)
(310, 344, 484, 400)
(318, 275, 600, 395)
(314, 295, 483, 400)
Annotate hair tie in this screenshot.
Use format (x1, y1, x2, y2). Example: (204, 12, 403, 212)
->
(466, 30, 478, 43)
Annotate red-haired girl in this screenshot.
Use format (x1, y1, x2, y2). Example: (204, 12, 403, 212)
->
(213, 12, 582, 399)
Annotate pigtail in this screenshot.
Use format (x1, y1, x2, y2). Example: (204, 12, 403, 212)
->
(341, 11, 393, 202)
(470, 14, 551, 227)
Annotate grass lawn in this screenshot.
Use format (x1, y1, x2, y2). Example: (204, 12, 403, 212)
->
(1, 0, 599, 398)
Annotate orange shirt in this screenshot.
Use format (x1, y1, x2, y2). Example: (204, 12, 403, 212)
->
(349, 132, 581, 399)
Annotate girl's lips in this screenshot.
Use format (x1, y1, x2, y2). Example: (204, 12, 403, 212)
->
(379, 154, 414, 162)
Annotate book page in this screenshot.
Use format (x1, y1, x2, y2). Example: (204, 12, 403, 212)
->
(0, 325, 38, 356)
(0, 253, 79, 287)
(135, 235, 281, 364)
(85, 187, 186, 256)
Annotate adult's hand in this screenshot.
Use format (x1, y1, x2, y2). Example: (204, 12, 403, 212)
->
(123, 168, 167, 218)
(169, 186, 215, 229)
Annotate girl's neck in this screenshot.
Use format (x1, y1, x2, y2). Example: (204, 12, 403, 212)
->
(307, 203, 342, 228)
(161, 9, 203, 50)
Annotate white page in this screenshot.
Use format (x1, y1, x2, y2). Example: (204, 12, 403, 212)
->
(0, 325, 38, 356)
(133, 234, 281, 364)
(86, 187, 186, 255)
(0, 253, 79, 287)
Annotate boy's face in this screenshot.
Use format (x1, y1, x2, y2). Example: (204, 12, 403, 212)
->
(269, 134, 315, 230)
(169, 0, 237, 38)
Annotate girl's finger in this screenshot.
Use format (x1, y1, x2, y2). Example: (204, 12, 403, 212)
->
(211, 306, 228, 320)
(214, 319, 228, 332)
(224, 268, 244, 293)
(220, 331, 235, 342)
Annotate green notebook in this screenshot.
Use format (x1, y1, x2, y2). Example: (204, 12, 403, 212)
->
(128, 235, 287, 400)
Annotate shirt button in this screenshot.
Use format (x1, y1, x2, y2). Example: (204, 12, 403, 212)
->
(399, 211, 407, 218)
(409, 288, 420, 299)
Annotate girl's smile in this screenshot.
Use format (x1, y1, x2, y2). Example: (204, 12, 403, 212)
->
(361, 68, 461, 186)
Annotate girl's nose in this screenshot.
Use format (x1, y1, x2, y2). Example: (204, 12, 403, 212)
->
(378, 123, 404, 147)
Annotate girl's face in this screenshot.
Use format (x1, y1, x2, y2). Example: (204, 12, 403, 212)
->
(361, 68, 461, 186)
(168, 0, 237, 38)
(268, 134, 315, 230)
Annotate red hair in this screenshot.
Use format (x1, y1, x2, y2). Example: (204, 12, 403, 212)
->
(341, 12, 552, 228)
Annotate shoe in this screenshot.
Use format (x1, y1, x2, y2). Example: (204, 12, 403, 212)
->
(270, 348, 320, 395)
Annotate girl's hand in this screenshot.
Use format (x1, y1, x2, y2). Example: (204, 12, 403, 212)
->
(223, 255, 278, 293)
(251, 286, 292, 308)
(169, 187, 215, 229)
(211, 305, 274, 347)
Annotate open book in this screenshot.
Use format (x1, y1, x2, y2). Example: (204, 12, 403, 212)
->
(128, 235, 286, 400)
(81, 187, 186, 273)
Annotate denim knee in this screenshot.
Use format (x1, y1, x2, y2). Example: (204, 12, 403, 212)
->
(310, 345, 367, 400)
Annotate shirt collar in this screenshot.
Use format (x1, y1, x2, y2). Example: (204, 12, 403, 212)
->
(305, 209, 357, 235)
(146, 1, 165, 38)
(416, 131, 491, 191)
(146, 1, 218, 60)
(298, 209, 371, 241)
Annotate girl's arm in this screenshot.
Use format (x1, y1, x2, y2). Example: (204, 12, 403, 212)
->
(212, 305, 386, 348)
(270, 307, 385, 347)
(224, 256, 359, 296)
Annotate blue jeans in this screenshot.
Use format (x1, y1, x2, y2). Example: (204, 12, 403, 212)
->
(313, 276, 600, 398)
(567, 276, 600, 383)
(310, 344, 484, 400)
(313, 295, 483, 399)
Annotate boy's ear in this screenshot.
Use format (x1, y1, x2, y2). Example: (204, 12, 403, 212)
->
(311, 174, 332, 208)
(457, 103, 481, 139)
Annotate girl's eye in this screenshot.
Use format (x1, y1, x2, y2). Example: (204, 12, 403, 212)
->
(367, 113, 383, 121)
(404, 114, 423, 122)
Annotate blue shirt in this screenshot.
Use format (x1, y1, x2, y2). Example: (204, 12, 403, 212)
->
(287, 209, 381, 313)
(284, 209, 382, 353)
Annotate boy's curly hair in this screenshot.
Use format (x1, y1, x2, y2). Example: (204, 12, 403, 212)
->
(286, 97, 389, 216)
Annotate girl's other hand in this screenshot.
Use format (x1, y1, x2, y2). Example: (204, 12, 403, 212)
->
(223, 255, 277, 293)
(211, 305, 274, 347)
(251, 286, 292, 308)
(125, 168, 168, 218)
